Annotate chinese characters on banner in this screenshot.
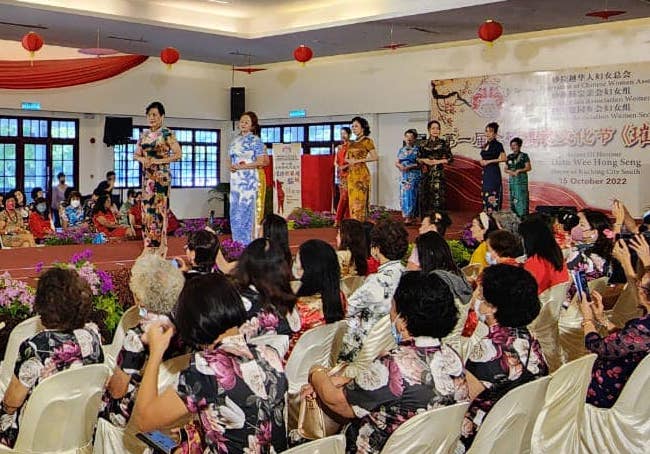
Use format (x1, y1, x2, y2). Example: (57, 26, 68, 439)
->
(272, 143, 302, 217)
(431, 63, 650, 214)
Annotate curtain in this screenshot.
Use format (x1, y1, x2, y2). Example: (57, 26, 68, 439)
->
(0, 55, 148, 89)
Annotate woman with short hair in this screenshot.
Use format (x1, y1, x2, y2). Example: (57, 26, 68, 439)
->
(100, 254, 185, 427)
(132, 274, 289, 453)
(486, 230, 524, 266)
(346, 116, 378, 221)
(0, 268, 103, 447)
(304, 271, 469, 454)
(62, 190, 87, 229)
(460, 264, 548, 450)
(417, 120, 453, 213)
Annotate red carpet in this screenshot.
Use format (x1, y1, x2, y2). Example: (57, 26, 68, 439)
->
(2, 211, 474, 284)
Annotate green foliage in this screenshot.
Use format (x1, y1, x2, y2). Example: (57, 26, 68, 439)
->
(447, 239, 472, 268)
(93, 293, 123, 333)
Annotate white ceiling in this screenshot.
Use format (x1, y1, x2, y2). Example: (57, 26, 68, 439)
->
(0, 0, 648, 65)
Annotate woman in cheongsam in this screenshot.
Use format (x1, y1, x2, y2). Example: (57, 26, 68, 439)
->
(480, 122, 506, 214)
(134, 101, 182, 253)
(417, 120, 453, 216)
(346, 116, 378, 222)
(229, 111, 269, 245)
(395, 129, 420, 225)
(505, 137, 532, 218)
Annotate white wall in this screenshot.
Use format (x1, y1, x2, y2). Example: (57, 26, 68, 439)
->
(1, 18, 649, 216)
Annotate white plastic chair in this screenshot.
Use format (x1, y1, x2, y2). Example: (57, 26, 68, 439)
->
(340, 275, 365, 298)
(282, 434, 346, 454)
(530, 354, 597, 454)
(103, 306, 140, 370)
(249, 334, 290, 359)
(467, 376, 551, 454)
(0, 363, 111, 453)
(0, 315, 41, 393)
(285, 321, 345, 393)
(380, 402, 470, 454)
(528, 281, 570, 372)
(582, 354, 650, 453)
(340, 314, 396, 379)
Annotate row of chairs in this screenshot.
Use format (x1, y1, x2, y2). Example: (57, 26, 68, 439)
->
(285, 353, 650, 454)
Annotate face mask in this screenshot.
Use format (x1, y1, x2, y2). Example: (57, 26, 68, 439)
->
(36, 203, 46, 213)
(139, 307, 148, 318)
(485, 251, 498, 266)
(391, 318, 403, 344)
(474, 298, 487, 323)
(291, 260, 303, 280)
(70, 200, 80, 208)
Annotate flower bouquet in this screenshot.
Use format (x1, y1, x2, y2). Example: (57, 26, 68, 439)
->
(0, 272, 35, 357)
(53, 250, 124, 342)
(221, 238, 245, 262)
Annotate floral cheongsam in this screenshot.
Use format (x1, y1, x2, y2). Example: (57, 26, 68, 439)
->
(175, 334, 288, 454)
(229, 133, 265, 245)
(136, 127, 177, 249)
(480, 139, 504, 214)
(506, 151, 530, 218)
(238, 286, 301, 341)
(63, 205, 86, 228)
(397, 145, 421, 219)
(347, 137, 375, 222)
(0, 324, 103, 448)
(460, 324, 548, 450)
(417, 137, 453, 215)
(338, 260, 405, 363)
(586, 314, 650, 408)
(344, 337, 469, 454)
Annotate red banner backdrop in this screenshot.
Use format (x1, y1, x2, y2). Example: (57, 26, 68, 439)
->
(264, 155, 334, 212)
(0, 55, 148, 89)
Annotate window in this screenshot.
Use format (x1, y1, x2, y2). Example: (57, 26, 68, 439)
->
(260, 121, 349, 155)
(113, 126, 220, 189)
(0, 116, 78, 201)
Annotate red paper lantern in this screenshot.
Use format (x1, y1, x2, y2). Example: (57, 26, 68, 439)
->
(293, 45, 313, 65)
(478, 20, 503, 45)
(160, 47, 180, 69)
(21, 32, 44, 65)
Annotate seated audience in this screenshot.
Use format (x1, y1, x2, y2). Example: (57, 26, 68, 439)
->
(127, 191, 143, 236)
(469, 212, 499, 269)
(119, 189, 137, 226)
(579, 237, 650, 408)
(263, 213, 292, 270)
(96, 170, 116, 196)
(93, 194, 134, 238)
(419, 209, 453, 236)
(363, 220, 381, 274)
(485, 230, 524, 266)
(0, 193, 35, 247)
(460, 264, 547, 450)
(27, 196, 54, 242)
(29, 187, 44, 211)
(0, 193, 3, 212)
(303, 271, 469, 454)
(132, 274, 288, 453)
(100, 254, 185, 427)
(62, 190, 87, 229)
(519, 216, 569, 294)
(10, 190, 29, 223)
(0, 268, 103, 448)
(336, 219, 369, 278)
(289, 239, 345, 356)
(176, 229, 220, 279)
(338, 219, 408, 363)
(235, 238, 300, 338)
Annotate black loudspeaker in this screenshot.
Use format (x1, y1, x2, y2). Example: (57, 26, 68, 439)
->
(230, 87, 245, 121)
(103, 117, 133, 146)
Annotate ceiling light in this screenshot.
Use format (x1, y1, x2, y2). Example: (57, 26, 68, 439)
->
(207, 0, 230, 3)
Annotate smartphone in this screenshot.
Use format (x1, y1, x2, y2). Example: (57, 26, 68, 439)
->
(136, 431, 178, 454)
(572, 270, 591, 302)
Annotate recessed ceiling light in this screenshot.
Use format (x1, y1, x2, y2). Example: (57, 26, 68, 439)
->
(207, 0, 230, 3)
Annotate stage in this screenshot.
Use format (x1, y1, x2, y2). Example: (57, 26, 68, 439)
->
(1, 211, 473, 284)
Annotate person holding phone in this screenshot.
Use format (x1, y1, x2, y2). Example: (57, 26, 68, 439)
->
(132, 274, 289, 453)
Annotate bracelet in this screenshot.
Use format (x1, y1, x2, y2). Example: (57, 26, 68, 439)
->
(308, 366, 327, 383)
(581, 319, 596, 327)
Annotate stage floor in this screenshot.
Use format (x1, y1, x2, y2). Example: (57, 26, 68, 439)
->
(1, 212, 473, 282)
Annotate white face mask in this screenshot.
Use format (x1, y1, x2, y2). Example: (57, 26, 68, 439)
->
(474, 298, 487, 323)
(485, 251, 498, 266)
(292, 260, 303, 280)
(70, 200, 80, 208)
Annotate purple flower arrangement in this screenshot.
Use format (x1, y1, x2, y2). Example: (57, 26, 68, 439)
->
(175, 217, 231, 237)
(44, 226, 95, 246)
(287, 208, 335, 229)
(0, 272, 35, 318)
(368, 205, 397, 223)
(461, 222, 479, 249)
(221, 239, 245, 262)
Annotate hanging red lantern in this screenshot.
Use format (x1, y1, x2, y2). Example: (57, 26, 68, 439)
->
(293, 45, 313, 66)
(21, 32, 44, 66)
(478, 20, 503, 46)
(160, 47, 180, 69)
